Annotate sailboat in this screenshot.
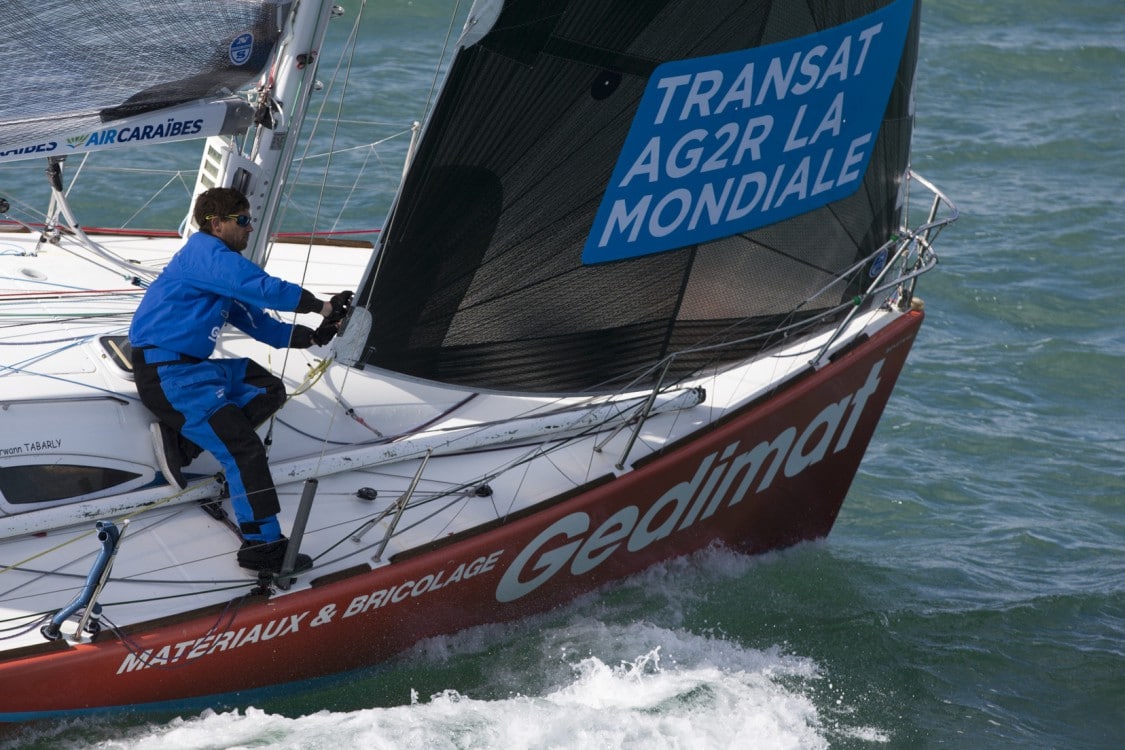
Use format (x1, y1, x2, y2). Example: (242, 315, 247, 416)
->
(0, 0, 955, 721)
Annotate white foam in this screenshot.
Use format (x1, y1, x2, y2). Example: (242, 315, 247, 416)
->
(8, 547, 891, 750)
(45, 641, 826, 750)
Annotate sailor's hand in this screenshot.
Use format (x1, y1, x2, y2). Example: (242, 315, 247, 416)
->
(291, 320, 340, 348)
(312, 319, 339, 346)
(326, 290, 354, 323)
(290, 325, 315, 348)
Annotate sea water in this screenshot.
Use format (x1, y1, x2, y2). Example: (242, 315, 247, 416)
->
(1, 0, 1121, 747)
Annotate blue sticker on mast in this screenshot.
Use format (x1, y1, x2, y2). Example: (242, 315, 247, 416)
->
(583, 0, 914, 264)
(229, 33, 254, 66)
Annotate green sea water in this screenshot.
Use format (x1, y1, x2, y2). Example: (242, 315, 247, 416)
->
(2, 1, 1121, 747)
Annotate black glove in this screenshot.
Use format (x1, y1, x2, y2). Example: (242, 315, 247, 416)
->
(326, 290, 354, 323)
(312, 319, 339, 346)
(290, 325, 315, 349)
(291, 321, 339, 348)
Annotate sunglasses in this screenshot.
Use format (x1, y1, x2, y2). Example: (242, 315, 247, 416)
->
(206, 213, 253, 227)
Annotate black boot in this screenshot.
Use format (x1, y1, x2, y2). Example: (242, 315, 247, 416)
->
(237, 537, 312, 574)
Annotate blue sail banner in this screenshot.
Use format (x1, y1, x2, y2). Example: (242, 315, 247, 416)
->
(583, 0, 914, 264)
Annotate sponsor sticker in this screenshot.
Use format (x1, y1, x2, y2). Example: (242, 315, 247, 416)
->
(583, 0, 914, 264)
(229, 32, 254, 66)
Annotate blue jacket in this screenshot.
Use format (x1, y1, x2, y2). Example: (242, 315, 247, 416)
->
(129, 232, 307, 358)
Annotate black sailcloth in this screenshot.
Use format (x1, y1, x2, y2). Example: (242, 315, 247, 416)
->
(357, 0, 921, 393)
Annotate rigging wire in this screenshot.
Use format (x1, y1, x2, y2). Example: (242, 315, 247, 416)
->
(258, 0, 381, 487)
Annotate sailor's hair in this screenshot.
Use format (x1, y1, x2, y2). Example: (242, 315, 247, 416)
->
(193, 188, 250, 234)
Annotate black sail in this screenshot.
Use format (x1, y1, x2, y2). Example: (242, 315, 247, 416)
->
(358, 0, 921, 393)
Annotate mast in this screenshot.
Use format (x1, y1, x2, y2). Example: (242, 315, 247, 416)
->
(187, 0, 342, 265)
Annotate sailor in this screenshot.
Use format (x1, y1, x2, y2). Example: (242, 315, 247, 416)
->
(128, 187, 352, 574)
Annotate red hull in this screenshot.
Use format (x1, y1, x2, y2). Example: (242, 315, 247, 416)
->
(0, 312, 922, 721)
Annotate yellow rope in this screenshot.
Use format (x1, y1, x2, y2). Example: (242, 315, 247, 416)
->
(0, 529, 95, 575)
(287, 355, 333, 400)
